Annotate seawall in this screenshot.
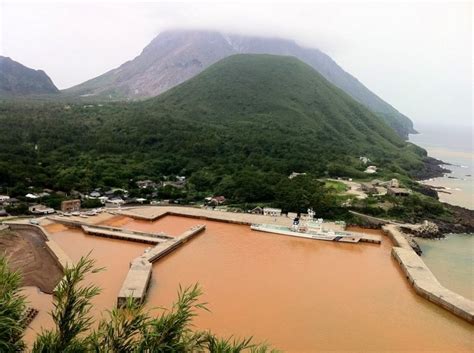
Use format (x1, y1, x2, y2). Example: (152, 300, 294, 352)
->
(383, 224, 474, 323)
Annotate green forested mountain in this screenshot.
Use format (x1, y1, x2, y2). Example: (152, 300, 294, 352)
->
(0, 54, 427, 197)
(63, 30, 415, 138)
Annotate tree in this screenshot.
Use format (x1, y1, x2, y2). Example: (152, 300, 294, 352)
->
(25, 255, 277, 353)
(32, 256, 102, 353)
(0, 255, 27, 352)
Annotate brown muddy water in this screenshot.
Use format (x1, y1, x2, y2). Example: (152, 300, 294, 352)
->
(25, 216, 473, 352)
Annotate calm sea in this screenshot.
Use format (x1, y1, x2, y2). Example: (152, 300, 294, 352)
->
(409, 123, 473, 210)
(409, 123, 473, 299)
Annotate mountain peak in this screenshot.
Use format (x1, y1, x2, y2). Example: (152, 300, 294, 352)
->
(64, 29, 415, 138)
(0, 56, 59, 96)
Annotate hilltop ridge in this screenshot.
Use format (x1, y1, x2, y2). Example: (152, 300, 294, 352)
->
(0, 54, 427, 194)
(64, 30, 416, 138)
(0, 56, 59, 96)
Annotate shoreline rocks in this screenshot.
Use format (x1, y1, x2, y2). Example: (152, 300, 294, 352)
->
(412, 157, 451, 180)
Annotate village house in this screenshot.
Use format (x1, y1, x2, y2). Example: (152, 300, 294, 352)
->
(136, 180, 156, 189)
(25, 193, 39, 199)
(2, 198, 18, 206)
(364, 166, 377, 174)
(208, 196, 226, 206)
(90, 191, 101, 198)
(289, 172, 307, 179)
(28, 204, 55, 215)
(388, 178, 400, 188)
(61, 199, 81, 213)
(0, 195, 10, 203)
(360, 182, 378, 194)
(250, 206, 263, 214)
(387, 187, 410, 197)
(263, 207, 282, 217)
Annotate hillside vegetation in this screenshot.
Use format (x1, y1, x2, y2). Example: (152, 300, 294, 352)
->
(0, 55, 428, 205)
(63, 30, 416, 138)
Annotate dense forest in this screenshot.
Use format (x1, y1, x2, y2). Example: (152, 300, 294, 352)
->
(0, 55, 433, 214)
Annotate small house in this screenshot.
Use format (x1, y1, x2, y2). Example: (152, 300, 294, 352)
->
(361, 183, 378, 194)
(208, 196, 226, 206)
(136, 180, 156, 189)
(28, 204, 55, 215)
(250, 206, 263, 214)
(61, 199, 81, 213)
(364, 166, 377, 174)
(387, 187, 410, 197)
(263, 207, 282, 217)
(388, 179, 400, 188)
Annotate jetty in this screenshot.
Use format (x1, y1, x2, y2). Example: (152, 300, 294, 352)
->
(383, 224, 474, 323)
(117, 224, 205, 307)
(81, 225, 170, 244)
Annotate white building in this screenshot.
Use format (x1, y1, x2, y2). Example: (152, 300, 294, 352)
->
(28, 204, 55, 215)
(364, 166, 377, 174)
(289, 172, 307, 179)
(0, 195, 10, 202)
(263, 207, 282, 217)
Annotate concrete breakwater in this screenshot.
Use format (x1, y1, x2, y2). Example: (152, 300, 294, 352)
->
(5, 222, 72, 271)
(117, 224, 206, 307)
(118, 207, 381, 244)
(81, 225, 169, 244)
(383, 224, 474, 323)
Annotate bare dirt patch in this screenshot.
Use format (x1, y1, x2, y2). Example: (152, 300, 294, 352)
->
(0, 228, 62, 293)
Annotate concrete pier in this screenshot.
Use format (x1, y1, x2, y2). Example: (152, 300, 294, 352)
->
(81, 225, 168, 244)
(384, 225, 474, 324)
(117, 257, 152, 307)
(117, 224, 205, 307)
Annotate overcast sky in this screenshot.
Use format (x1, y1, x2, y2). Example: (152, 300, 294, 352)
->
(0, 0, 472, 127)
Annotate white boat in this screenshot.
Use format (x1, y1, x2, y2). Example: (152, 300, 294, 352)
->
(250, 223, 361, 243)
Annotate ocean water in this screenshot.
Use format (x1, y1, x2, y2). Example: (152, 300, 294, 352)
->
(409, 123, 473, 210)
(416, 234, 473, 300)
(409, 122, 473, 299)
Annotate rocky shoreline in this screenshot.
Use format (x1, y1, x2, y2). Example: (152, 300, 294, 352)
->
(437, 203, 474, 234)
(412, 156, 451, 180)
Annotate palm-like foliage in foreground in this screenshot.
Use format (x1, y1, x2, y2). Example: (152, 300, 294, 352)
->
(0, 255, 27, 352)
(1, 254, 278, 352)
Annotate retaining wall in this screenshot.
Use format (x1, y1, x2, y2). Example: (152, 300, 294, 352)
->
(5, 222, 72, 271)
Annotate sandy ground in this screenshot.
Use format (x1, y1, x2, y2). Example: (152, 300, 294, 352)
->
(0, 228, 63, 293)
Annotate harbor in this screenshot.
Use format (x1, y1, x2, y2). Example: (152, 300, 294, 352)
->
(2, 208, 472, 351)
